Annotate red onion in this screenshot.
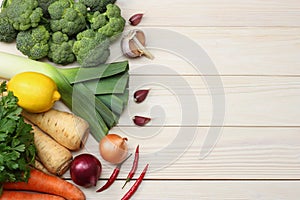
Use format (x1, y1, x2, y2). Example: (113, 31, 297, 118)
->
(70, 154, 102, 188)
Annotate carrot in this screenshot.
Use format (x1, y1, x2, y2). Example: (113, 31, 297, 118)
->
(3, 169, 86, 200)
(0, 190, 65, 200)
(22, 109, 89, 151)
(29, 122, 73, 176)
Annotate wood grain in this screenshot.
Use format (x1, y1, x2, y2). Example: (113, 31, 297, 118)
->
(116, 75, 300, 126)
(79, 180, 300, 200)
(109, 27, 300, 76)
(1, 0, 300, 198)
(71, 127, 300, 180)
(117, 0, 300, 27)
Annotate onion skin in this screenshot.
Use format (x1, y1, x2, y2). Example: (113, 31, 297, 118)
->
(99, 134, 128, 164)
(70, 154, 102, 188)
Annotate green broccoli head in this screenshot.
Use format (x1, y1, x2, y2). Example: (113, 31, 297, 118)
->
(38, 0, 59, 17)
(48, 1, 87, 36)
(87, 11, 107, 30)
(48, 0, 71, 20)
(73, 29, 110, 67)
(73, 2, 88, 17)
(0, 13, 18, 43)
(48, 31, 76, 65)
(79, 0, 116, 12)
(98, 17, 125, 38)
(5, 0, 43, 31)
(88, 4, 125, 38)
(105, 3, 121, 18)
(16, 25, 50, 60)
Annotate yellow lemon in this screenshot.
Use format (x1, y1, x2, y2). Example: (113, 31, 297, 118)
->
(7, 72, 61, 113)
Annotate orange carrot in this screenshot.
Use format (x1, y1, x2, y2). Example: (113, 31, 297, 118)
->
(3, 169, 85, 200)
(0, 190, 65, 200)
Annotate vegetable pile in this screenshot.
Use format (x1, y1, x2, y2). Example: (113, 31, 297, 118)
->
(0, 82, 36, 194)
(0, 52, 129, 142)
(0, 0, 125, 67)
(0, 0, 152, 198)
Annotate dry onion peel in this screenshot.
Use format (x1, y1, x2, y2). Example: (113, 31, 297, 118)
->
(99, 134, 129, 164)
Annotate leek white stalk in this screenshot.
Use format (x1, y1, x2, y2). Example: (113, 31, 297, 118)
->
(0, 51, 73, 106)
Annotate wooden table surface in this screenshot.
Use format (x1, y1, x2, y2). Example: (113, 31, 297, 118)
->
(1, 0, 300, 199)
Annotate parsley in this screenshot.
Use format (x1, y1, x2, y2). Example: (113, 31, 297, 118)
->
(0, 82, 36, 194)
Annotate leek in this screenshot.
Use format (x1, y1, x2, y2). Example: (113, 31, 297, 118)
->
(0, 51, 129, 141)
(84, 72, 129, 94)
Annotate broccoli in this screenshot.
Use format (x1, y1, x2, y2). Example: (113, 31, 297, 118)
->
(0, 12, 18, 42)
(73, 29, 110, 67)
(87, 10, 107, 30)
(79, 0, 116, 13)
(47, 0, 71, 20)
(88, 4, 125, 38)
(3, 0, 43, 31)
(16, 25, 50, 60)
(48, 0, 87, 36)
(48, 31, 76, 65)
(37, 0, 57, 17)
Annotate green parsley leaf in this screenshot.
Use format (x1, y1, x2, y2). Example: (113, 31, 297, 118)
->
(0, 82, 36, 193)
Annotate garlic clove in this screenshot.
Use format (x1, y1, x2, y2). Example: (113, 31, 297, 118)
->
(121, 29, 154, 60)
(134, 89, 150, 103)
(133, 116, 151, 126)
(129, 13, 144, 26)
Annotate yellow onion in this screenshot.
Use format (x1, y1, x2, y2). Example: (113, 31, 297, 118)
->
(99, 134, 128, 164)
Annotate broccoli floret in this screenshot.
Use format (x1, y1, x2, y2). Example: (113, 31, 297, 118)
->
(98, 17, 125, 38)
(37, 0, 57, 17)
(73, 29, 110, 67)
(47, 0, 71, 20)
(0, 12, 18, 42)
(97, 4, 125, 38)
(48, 31, 76, 65)
(88, 4, 125, 38)
(48, 0, 87, 36)
(16, 25, 50, 60)
(79, 0, 116, 13)
(4, 0, 43, 31)
(87, 11, 107, 30)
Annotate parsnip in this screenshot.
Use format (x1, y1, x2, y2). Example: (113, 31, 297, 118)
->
(33, 159, 52, 175)
(23, 109, 89, 151)
(30, 124, 73, 176)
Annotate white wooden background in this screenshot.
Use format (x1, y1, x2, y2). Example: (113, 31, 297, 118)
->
(1, 0, 300, 199)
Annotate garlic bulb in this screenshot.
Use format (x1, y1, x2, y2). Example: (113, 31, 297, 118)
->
(121, 29, 154, 59)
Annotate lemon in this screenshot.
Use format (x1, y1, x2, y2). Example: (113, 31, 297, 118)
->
(7, 72, 61, 113)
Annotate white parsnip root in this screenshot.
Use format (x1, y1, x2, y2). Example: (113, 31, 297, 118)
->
(29, 123, 73, 176)
(33, 159, 52, 175)
(23, 109, 89, 151)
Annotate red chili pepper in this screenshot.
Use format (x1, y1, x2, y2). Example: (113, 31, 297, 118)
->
(96, 154, 132, 193)
(122, 145, 139, 189)
(121, 164, 149, 200)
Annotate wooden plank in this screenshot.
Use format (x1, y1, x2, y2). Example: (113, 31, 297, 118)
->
(109, 27, 300, 76)
(80, 180, 300, 200)
(117, 0, 300, 27)
(114, 75, 300, 126)
(1, 27, 300, 75)
(72, 127, 300, 180)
